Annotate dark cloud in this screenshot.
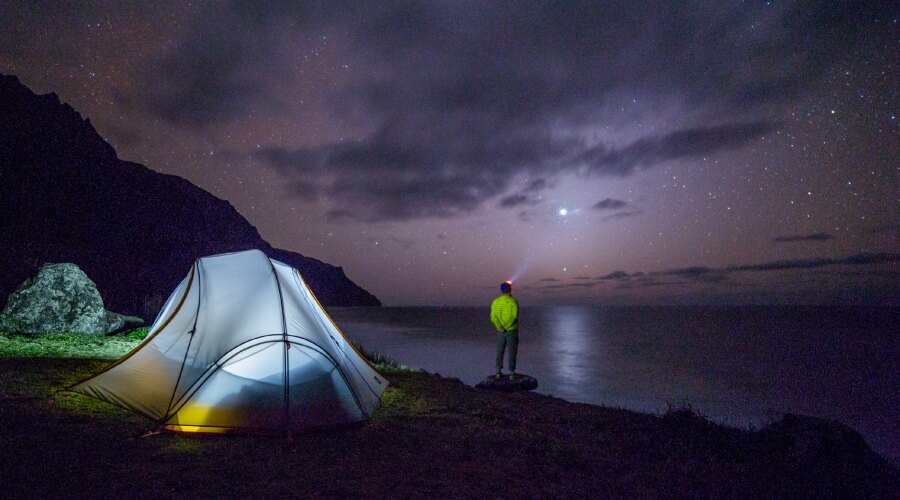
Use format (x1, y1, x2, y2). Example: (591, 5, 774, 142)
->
(117, 1, 888, 219)
(498, 194, 537, 208)
(601, 210, 643, 221)
(867, 224, 900, 235)
(656, 266, 730, 284)
(615, 279, 687, 290)
(516, 209, 537, 223)
(726, 252, 900, 272)
(200, 2, 876, 220)
(522, 179, 549, 193)
(259, 133, 557, 221)
(261, 120, 771, 220)
(597, 271, 632, 280)
(548, 252, 900, 293)
(131, 13, 290, 126)
(609, 252, 900, 283)
(661, 266, 716, 276)
(592, 198, 628, 211)
(288, 180, 320, 201)
(773, 232, 832, 243)
(577, 121, 774, 176)
(497, 178, 549, 208)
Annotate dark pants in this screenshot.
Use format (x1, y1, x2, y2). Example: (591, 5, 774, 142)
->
(495, 330, 519, 372)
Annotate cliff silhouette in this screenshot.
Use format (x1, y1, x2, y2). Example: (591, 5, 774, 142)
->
(0, 74, 380, 318)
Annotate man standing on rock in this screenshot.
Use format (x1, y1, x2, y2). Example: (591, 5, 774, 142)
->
(491, 280, 519, 380)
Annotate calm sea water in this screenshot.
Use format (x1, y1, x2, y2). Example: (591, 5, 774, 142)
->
(330, 305, 899, 466)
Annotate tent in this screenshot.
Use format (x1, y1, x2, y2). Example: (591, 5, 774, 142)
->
(70, 249, 388, 433)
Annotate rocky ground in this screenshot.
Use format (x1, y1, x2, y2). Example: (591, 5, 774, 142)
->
(1, 357, 897, 498)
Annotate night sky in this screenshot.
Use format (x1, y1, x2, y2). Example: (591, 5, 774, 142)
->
(2, 2, 897, 305)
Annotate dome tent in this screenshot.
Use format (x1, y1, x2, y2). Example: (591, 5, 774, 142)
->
(70, 249, 387, 433)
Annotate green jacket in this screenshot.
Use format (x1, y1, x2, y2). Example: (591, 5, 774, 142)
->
(490, 293, 519, 332)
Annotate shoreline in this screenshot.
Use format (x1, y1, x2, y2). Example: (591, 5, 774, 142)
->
(333, 304, 900, 468)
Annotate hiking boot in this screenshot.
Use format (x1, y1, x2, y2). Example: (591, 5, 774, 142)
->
(495, 372, 503, 380)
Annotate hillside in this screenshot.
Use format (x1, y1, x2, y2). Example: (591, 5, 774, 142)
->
(0, 74, 380, 317)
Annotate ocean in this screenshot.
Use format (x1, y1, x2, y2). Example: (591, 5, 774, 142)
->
(330, 305, 899, 466)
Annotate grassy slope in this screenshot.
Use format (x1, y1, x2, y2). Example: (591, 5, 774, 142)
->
(0, 329, 148, 358)
(0, 336, 897, 498)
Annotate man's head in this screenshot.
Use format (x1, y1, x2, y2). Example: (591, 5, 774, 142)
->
(500, 281, 512, 294)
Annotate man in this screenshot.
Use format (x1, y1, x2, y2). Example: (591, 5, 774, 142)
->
(491, 280, 519, 380)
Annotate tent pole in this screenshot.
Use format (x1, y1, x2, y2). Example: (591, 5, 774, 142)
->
(268, 259, 291, 441)
(162, 260, 203, 421)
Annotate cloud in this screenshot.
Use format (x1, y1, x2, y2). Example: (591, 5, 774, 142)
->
(261, 119, 771, 221)
(656, 266, 730, 284)
(611, 252, 900, 282)
(118, 1, 889, 219)
(545, 252, 900, 293)
(614, 276, 687, 289)
(726, 252, 900, 272)
(597, 271, 632, 280)
(867, 223, 899, 235)
(773, 232, 832, 243)
(497, 178, 549, 208)
(522, 179, 549, 193)
(498, 194, 537, 208)
(592, 198, 628, 211)
(260, 134, 557, 221)
(130, 5, 295, 127)
(576, 121, 774, 176)
(601, 210, 643, 221)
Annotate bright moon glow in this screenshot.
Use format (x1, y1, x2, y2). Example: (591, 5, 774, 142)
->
(559, 208, 568, 216)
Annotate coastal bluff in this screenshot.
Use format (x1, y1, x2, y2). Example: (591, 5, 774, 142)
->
(1, 360, 896, 497)
(0, 74, 380, 317)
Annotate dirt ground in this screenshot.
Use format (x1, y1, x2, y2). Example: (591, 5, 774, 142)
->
(1, 357, 896, 498)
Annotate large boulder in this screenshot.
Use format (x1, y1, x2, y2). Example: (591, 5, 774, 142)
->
(0, 263, 136, 336)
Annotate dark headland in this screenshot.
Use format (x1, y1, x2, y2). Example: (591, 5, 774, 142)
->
(0, 74, 380, 318)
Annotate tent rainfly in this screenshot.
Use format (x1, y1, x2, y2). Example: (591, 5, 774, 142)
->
(70, 249, 388, 433)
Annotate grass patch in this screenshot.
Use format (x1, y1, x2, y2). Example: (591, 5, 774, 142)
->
(350, 340, 415, 373)
(0, 329, 411, 374)
(0, 328, 148, 359)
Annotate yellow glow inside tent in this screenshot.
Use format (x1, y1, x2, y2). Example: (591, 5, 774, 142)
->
(163, 404, 222, 433)
(164, 425, 210, 433)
